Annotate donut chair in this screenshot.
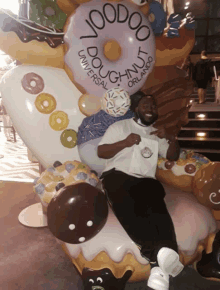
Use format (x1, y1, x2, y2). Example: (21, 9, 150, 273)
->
(33, 83, 220, 289)
(1, 0, 217, 288)
(34, 147, 220, 290)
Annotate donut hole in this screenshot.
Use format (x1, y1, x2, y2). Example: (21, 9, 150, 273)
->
(103, 40, 122, 62)
(114, 98, 123, 108)
(43, 100, 49, 108)
(30, 80, 37, 88)
(56, 118, 62, 124)
(67, 136, 72, 142)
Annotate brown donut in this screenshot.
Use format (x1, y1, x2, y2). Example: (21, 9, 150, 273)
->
(185, 164, 196, 174)
(165, 161, 175, 169)
(21, 72, 44, 94)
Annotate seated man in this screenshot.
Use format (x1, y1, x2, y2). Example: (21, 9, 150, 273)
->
(97, 91, 184, 290)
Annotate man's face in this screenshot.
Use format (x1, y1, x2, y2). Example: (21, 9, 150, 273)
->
(135, 95, 158, 126)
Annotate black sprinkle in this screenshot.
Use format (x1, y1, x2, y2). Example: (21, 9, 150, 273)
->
(53, 161, 62, 168)
(90, 170, 98, 176)
(55, 182, 65, 191)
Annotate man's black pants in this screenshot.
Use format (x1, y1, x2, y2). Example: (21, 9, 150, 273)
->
(101, 169, 178, 263)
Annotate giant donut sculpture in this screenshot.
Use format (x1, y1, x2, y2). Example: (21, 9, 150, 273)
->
(1, 1, 216, 289)
(35, 159, 218, 288)
(64, 0, 155, 98)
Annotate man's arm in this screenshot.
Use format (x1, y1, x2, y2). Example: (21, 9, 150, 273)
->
(166, 134, 180, 161)
(150, 128, 180, 161)
(97, 133, 141, 159)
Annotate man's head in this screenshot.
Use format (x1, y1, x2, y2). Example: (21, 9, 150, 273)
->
(130, 91, 158, 126)
(201, 50, 207, 59)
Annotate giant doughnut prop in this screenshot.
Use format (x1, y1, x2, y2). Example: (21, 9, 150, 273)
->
(64, 0, 155, 98)
(0, 0, 195, 167)
(3, 0, 219, 288)
(34, 159, 218, 288)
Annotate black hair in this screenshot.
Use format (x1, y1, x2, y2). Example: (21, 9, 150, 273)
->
(130, 91, 154, 112)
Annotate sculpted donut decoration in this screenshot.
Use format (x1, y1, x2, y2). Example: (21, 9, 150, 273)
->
(156, 150, 211, 192)
(21, 72, 44, 94)
(35, 93, 57, 114)
(193, 162, 220, 210)
(64, 0, 156, 98)
(60, 129, 77, 148)
(148, 0, 166, 36)
(47, 183, 109, 244)
(0, 2, 206, 288)
(34, 160, 100, 207)
(165, 160, 175, 170)
(49, 110, 69, 131)
(101, 87, 131, 117)
(78, 93, 101, 116)
(185, 163, 196, 174)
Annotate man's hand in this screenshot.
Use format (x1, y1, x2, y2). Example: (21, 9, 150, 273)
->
(150, 127, 177, 142)
(125, 133, 141, 147)
(150, 127, 167, 139)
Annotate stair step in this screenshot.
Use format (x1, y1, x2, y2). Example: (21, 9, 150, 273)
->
(179, 131, 220, 138)
(179, 140, 220, 150)
(184, 120, 220, 128)
(188, 118, 220, 121)
(189, 105, 220, 112)
(178, 137, 220, 141)
(190, 99, 215, 103)
(182, 127, 220, 131)
(188, 111, 220, 118)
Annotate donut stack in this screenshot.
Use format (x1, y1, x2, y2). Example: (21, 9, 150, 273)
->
(33, 160, 100, 209)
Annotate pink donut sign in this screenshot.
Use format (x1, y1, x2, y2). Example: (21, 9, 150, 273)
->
(64, 0, 155, 98)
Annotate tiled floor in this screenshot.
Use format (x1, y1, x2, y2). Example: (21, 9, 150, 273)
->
(0, 127, 40, 181)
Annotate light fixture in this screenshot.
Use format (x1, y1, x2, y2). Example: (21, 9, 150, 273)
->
(196, 132, 207, 137)
(184, 6, 189, 10)
(186, 1, 190, 5)
(196, 113, 207, 119)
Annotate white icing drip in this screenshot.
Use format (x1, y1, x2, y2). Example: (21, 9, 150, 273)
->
(64, 206, 148, 265)
(209, 192, 220, 205)
(159, 161, 197, 176)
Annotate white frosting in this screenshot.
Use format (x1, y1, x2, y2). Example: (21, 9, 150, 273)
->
(63, 186, 217, 261)
(158, 161, 197, 176)
(64, 0, 155, 98)
(64, 205, 148, 265)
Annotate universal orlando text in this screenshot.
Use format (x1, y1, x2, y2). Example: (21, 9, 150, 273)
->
(77, 2, 154, 90)
(78, 47, 154, 90)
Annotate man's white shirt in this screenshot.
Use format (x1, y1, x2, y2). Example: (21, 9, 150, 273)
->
(99, 119, 169, 178)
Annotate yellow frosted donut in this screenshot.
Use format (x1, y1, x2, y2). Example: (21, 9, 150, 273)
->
(60, 129, 77, 148)
(35, 93, 57, 114)
(49, 111, 69, 131)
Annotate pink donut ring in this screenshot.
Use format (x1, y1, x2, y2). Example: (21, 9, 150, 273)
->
(65, 0, 155, 98)
(21, 73, 44, 94)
